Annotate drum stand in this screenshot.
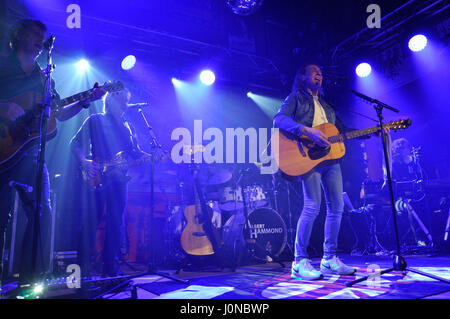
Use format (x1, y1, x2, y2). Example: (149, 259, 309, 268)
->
(238, 171, 285, 268)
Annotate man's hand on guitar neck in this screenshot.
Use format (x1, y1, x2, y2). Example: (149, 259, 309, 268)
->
(54, 83, 106, 121)
(301, 126, 331, 147)
(78, 82, 106, 109)
(0, 102, 25, 121)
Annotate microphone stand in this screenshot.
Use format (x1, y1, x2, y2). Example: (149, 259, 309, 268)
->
(31, 37, 55, 286)
(131, 106, 188, 297)
(346, 89, 450, 287)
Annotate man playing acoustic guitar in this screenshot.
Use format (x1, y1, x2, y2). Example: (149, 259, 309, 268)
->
(273, 63, 356, 280)
(0, 19, 105, 287)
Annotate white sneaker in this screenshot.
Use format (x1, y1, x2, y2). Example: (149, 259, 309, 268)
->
(291, 259, 322, 280)
(320, 256, 356, 276)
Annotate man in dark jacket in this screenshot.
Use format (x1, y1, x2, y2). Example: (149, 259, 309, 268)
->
(273, 64, 356, 280)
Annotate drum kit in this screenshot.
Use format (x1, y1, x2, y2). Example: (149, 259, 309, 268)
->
(163, 162, 292, 268)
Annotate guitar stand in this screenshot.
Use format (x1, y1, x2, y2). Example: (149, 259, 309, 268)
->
(346, 90, 450, 287)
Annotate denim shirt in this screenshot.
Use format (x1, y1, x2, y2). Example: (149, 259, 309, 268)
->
(273, 89, 336, 135)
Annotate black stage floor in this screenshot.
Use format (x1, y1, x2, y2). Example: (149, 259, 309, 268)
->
(93, 253, 450, 299)
(2, 253, 450, 299)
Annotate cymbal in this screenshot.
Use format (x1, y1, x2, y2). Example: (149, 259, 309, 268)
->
(197, 166, 232, 185)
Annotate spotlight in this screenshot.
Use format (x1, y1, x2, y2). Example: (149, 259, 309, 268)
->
(121, 55, 136, 70)
(33, 284, 44, 295)
(199, 70, 215, 86)
(171, 77, 181, 87)
(76, 59, 89, 74)
(408, 34, 427, 52)
(355, 63, 372, 78)
(247, 91, 253, 98)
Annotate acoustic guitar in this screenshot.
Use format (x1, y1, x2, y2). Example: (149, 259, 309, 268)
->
(0, 80, 123, 172)
(272, 119, 411, 176)
(180, 145, 222, 256)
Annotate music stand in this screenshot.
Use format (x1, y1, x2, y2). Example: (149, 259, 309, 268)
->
(346, 90, 450, 287)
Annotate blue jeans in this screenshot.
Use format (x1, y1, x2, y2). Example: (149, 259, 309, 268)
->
(295, 163, 344, 261)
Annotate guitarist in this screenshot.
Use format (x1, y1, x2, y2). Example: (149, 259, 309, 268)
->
(273, 63, 356, 280)
(70, 87, 150, 277)
(0, 19, 104, 286)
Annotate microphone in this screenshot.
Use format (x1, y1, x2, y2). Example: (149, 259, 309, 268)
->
(9, 181, 33, 193)
(43, 35, 56, 50)
(127, 102, 150, 109)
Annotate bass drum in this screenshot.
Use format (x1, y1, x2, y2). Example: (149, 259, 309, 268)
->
(247, 208, 287, 260)
(222, 208, 287, 266)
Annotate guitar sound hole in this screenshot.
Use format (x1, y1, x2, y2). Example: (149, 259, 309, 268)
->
(308, 146, 331, 160)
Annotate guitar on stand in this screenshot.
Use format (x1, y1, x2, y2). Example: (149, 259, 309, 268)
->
(180, 165, 223, 256)
(180, 145, 223, 260)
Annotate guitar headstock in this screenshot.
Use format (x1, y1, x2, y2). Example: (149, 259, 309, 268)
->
(385, 119, 411, 131)
(101, 80, 124, 93)
(183, 144, 206, 155)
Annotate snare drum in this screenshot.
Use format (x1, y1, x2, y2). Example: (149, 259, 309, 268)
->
(219, 186, 244, 211)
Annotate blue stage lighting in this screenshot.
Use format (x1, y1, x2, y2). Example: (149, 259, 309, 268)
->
(121, 55, 136, 70)
(199, 70, 215, 85)
(76, 59, 89, 74)
(171, 77, 181, 87)
(408, 34, 427, 52)
(355, 63, 372, 78)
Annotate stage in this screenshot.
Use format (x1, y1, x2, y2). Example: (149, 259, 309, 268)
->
(49, 253, 450, 299)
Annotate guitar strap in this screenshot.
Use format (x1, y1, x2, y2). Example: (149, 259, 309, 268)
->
(291, 92, 299, 120)
(291, 92, 307, 157)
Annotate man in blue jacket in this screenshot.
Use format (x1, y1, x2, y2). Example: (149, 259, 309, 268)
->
(273, 63, 356, 280)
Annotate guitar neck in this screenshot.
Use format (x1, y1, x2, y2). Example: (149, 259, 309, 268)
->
(329, 119, 410, 144)
(58, 81, 123, 107)
(102, 154, 152, 170)
(59, 89, 94, 107)
(328, 125, 381, 143)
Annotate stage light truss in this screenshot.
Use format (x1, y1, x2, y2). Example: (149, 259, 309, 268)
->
(331, 0, 449, 66)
